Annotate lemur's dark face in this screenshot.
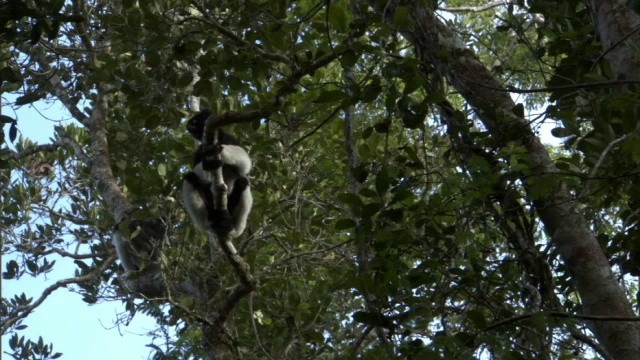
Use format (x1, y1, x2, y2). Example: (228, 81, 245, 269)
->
(186, 109, 211, 141)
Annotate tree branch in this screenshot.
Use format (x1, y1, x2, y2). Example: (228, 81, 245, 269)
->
(465, 78, 640, 94)
(570, 328, 612, 360)
(485, 311, 640, 333)
(201, 128, 257, 329)
(186, 0, 292, 65)
(50, 247, 110, 260)
(23, 47, 89, 126)
(1, 254, 117, 334)
(438, 1, 512, 13)
(88, 88, 132, 223)
(6, 128, 89, 163)
(55, 127, 90, 163)
(577, 127, 638, 208)
(201, 35, 350, 139)
(6, 142, 65, 161)
(289, 105, 342, 147)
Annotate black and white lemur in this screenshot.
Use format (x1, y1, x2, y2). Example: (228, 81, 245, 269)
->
(112, 111, 252, 271)
(182, 110, 253, 239)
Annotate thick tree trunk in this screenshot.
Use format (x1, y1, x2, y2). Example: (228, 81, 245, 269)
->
(373, 1, 640, 359)
(585, 0, 640, 81)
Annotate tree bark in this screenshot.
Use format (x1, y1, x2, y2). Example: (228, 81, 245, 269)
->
(585, 0, 640, 81)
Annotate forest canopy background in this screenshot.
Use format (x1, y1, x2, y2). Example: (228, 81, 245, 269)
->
(3, 1, 640, 359)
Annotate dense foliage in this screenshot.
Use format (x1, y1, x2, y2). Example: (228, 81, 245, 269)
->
(2, 0, 640, 359)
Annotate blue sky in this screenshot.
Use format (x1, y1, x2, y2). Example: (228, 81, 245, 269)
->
(2, 100, 157, 360)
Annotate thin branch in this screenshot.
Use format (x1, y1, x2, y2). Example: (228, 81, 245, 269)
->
(570, 328, 612, 360)
(186, 1, 291, 65)
(24, 47, 89, 126)
(56, 127, 90, 163)
(462, 76, 640, 94)
(71, 0, 94, 53)
(343, 75, 360, 195)
(592, 27, 640, 71)
(264, 239, 353, 270)
(248, 293, 273, 360)
(485, 311, 640, 333)
(201, 37, 348, 134)
(575, 126, 639, 211)
(349, 325, 374, 357)
(6, 142, 65, 161)
(289, 105, 342, 147)
(438, 1, 511, 13)
(164, 296, 215, 327)
(6, 129, 89, 163)
(588, 132, 635, 181)
(50, 247, 109, 259)
(214, 283, 253, 327)
(1, 254, 117, 333)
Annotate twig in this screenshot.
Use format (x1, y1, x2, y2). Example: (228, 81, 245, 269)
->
(186, 1, 291, 65)
(1, 255, 117, 333)
(289, 105, 342, 147)
(248, 292, 273, 360)
(484, 311, 640, 333)
(6, 142, 65, 161)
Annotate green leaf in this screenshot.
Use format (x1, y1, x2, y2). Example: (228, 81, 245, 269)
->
(15, 92, 45, 106)
(512, 103, 524, 118)
(527, 174, 559, 199)
(361, 83, 382, 103)
(403, 76, 422, 95)
(550, 127, 574, 138)
(0, 67, 20, 84)
(362, 126, 373, 139)
(328, 2, 349, 33)
(0, 115, 16, 124)
(337, 193, 363, 208)
(31, 21, 43, 44)
(176, 72, 194, 88)
(391, 189, 413, 204)
(341, 50, 358, 67)
(381, 208, 403, 222)
(375, 167, 392, 195)
(3, 260, 19, 279)
(352, 311, 394, 329)
(335, 218, 357, 230)
(122, 0, 136, 8)
(392, 6, 410, 29)
(193, 79, 213, 98)
(465, 309, 488, 329)
(424, 92, 446, 104)
(454, 331, 476, 348)
(359, 188, 377, 198)
(26, 260, 38, 273)
(374, 122, 390, 133)
(9, 123, 17, 142)
(157, 163, 167, 176)
(401, 111, 423, 129)
(385, 85, 399, 113)
(314, 90, 349, 103)
(362, 202, 382, 219)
